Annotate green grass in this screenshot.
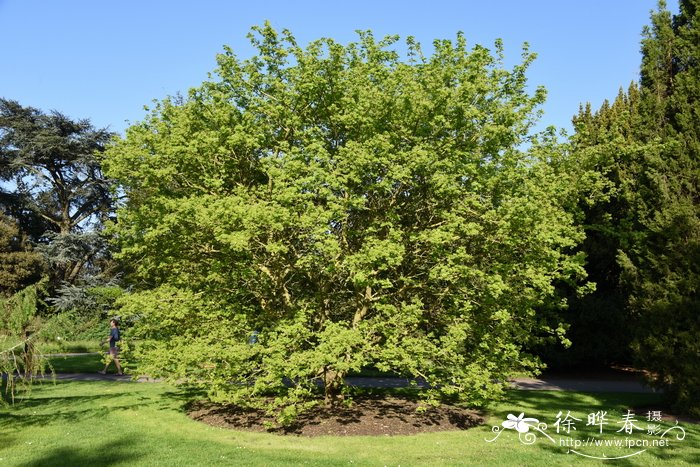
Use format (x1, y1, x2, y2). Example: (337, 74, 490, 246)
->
(0, 381, 697, 466)
(39, 340, 102, 354)
(46, 353, 106, 373)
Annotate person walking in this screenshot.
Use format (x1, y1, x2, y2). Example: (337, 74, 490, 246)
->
(99, 319, 123, 376)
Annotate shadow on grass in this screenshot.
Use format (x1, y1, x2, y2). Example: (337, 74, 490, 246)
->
(6, 393, 107, 409)
(0, 402, 146, 430)
(158, 387, 208, 414)
(22, 436, 143, 467)
(525, 431, 698, 467)
(47, 354, 104, 373)
(0, 383, 161, 430)
(498, 390, 666, 419)
(491, 390, 698, 465)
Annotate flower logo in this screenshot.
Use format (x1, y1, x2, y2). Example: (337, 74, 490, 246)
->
(502, 413, 540, 433)
(486, 412, 553, 445)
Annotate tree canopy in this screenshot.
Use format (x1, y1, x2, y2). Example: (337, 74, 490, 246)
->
(105, 24, 589, 421)
(0, 99, 114, 236)
(570, 0, 700, 416)
(0, 99, 116, 293)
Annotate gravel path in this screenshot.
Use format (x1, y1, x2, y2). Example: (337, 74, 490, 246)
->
(508, 376, 657, 393)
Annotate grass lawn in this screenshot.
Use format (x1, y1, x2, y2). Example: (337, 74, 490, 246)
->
(39, 340, 102, 354)
(0, 380, 697, 466)
(47, 353, 107, 374)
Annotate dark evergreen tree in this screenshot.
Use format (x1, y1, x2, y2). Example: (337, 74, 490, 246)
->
(629, 0, 700, 417)
(0, 99, 115, 289)
(569, 0, 700, 416)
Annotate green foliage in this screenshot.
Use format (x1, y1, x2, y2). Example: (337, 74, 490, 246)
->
(0, 99, 114, 237)
(0, 213, 45, 296)
(48, 281, 124, 317)
(39, 310, 107, 343)
(105, 25, 589, 422)
(0, 99, 117, 301)
(0, 283, 50, 404)
(570, 0, 700, 416)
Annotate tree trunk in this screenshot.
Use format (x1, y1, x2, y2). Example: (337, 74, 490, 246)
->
(323, 366, 345, 406)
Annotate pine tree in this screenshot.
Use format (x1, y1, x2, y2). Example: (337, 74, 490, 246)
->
(629, 0, 700, 417)
(570, 0, 700, 416)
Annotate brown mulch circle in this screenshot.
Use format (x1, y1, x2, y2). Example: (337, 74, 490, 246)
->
(188, 396, 485, 436)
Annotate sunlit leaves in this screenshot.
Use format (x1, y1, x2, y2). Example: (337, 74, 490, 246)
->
(105, 24, 587, 420)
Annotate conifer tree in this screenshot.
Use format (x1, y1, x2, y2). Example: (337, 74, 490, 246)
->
(0, 99, 116, 291)
(571, 0, 700, 416)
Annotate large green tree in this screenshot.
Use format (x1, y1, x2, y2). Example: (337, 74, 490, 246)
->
(571, 0, 700, 415)
(106, 25, 588, 421)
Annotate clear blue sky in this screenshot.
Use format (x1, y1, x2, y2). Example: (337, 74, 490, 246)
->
(0, 0, 678, 136)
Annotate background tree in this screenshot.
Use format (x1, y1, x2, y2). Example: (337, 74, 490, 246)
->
(106, 25, 589, 422)
(568, 0, 700, 416)
(0, 99, 115, 288)
(0, 213, 44, 296)
(548, 87, 644, 368)
(0, 99, 112, 281)
(631, 0, 700, 417)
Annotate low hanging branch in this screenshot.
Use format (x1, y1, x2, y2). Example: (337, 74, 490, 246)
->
(0, 285, 51, 405)
(0, 333, 49, 405)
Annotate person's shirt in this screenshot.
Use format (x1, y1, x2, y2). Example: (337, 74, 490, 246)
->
(109, 327, 121, 348)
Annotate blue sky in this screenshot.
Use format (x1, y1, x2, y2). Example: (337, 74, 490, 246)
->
(0, 0, 678, 136)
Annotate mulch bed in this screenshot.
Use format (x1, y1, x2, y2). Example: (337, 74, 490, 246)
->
(188, 396, 485, 436)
